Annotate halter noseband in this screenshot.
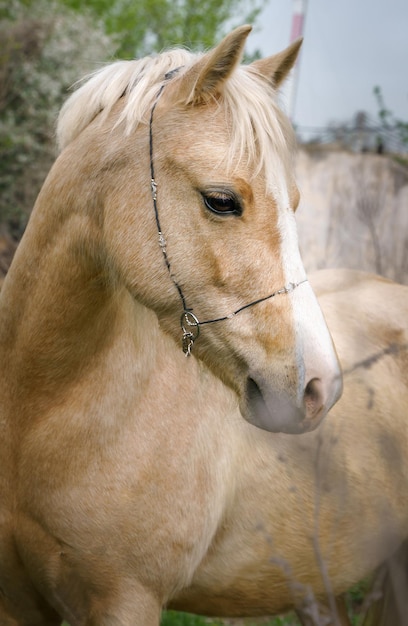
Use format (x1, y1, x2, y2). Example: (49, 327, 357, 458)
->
(149, 70, 307, 356)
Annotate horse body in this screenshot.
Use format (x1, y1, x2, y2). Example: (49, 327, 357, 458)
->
(0, 25, 406, 626)
(0, 211, 240, 622)
(2, 244, 407, 625)
(170, 270, 408, 621)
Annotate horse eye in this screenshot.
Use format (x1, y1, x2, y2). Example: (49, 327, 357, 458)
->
(203, 193, 242, 217)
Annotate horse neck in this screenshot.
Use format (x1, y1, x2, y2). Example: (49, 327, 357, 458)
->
(0, 191, 236, 427)
(0, 178, 132, 406)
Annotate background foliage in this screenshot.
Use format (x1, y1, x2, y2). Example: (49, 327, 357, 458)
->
(56, 0, 264, 58)
(0, 0, 114, 234)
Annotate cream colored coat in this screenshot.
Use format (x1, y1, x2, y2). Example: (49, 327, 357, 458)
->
(0, 25, 406, 626)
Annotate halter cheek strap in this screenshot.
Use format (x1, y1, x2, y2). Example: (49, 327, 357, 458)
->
(149, 72, 307, 356)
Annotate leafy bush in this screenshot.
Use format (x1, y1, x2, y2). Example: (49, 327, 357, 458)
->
(57, 0, 265, 58)
(0, 0, 114, 234)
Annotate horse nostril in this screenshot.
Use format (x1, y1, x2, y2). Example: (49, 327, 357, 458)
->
(304, 377, 324, 420)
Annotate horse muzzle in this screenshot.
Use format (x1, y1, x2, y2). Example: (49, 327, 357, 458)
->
(243, 370, 343, 434)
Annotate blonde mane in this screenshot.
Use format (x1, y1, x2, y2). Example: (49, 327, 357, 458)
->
(57, 48, 296, 188)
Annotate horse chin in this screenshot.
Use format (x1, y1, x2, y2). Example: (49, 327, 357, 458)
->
(241, 377, 324, 435)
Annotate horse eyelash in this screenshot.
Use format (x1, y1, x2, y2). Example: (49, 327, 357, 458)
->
(201, 191, 243, 217)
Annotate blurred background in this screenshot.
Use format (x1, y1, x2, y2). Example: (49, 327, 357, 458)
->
(250, 0, 408, 143)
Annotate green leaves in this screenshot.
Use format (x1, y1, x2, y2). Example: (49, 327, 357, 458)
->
(373, 85, 408, 147)
(0, 0, 114, 229)
(57, 0, 265, 58)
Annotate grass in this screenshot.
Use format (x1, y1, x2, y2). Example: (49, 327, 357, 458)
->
(160, 613, 298, 625)
(160, 586, 368, 625)
(61, 583, 368, 625)
(63, 611, 297, 625)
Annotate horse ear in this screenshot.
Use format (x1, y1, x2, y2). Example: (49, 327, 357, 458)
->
(250, 38, 303, 88)
(176, 25, 252, 104)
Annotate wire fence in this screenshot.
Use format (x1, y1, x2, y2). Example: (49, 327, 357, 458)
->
(295, 120, 408, 155)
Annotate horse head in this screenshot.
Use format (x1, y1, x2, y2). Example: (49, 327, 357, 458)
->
(56, 26, 342, 434)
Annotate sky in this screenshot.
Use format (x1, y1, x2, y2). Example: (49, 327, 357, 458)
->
(247, 0, 408, 136)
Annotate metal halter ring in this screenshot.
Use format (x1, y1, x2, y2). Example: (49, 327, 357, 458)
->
(181, 311, 200, 357)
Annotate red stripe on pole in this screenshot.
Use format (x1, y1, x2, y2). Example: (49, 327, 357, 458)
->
(290, 13, 304, 41)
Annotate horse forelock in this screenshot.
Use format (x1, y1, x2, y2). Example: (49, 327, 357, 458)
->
(222, 67, 296, 190)
(56, 49, 196, 151)
(56, 48, 296, 191)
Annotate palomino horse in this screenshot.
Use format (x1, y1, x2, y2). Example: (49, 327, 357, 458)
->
(1, 24, 404, 626)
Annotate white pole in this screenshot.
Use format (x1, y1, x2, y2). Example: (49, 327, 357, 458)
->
(287, 0, 307, 121)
